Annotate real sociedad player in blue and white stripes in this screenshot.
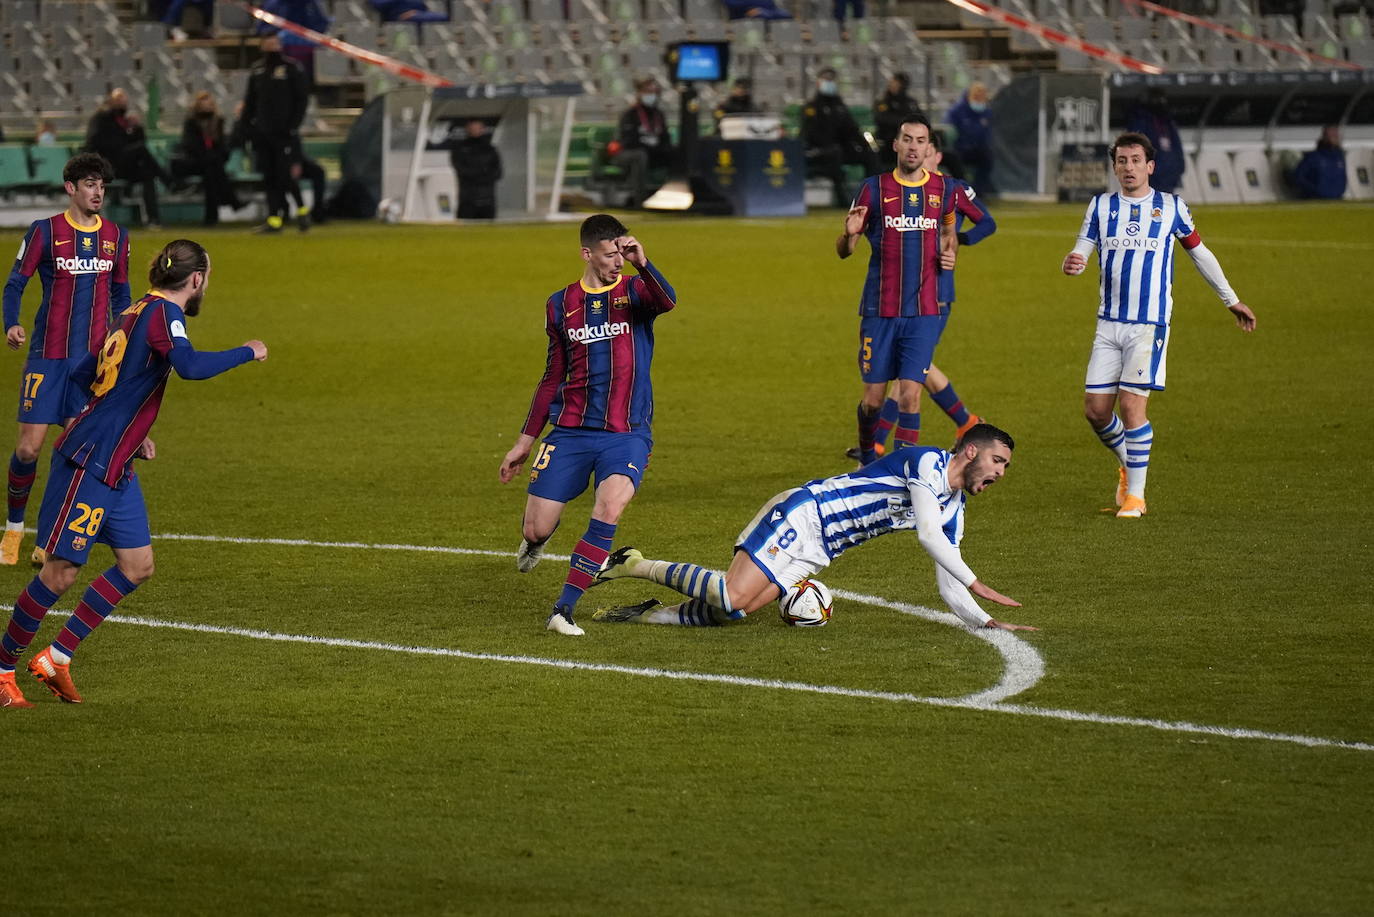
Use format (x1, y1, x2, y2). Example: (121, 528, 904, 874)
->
(590, 424, 1035, 632)
(1063, 132, 1256, 519)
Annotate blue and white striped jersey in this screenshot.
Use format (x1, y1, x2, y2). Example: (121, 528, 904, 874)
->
(803, 446, 964, 559)
(1077, 190, 1200, 326)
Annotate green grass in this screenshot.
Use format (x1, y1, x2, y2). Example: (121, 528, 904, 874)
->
(4, 201, 1373, 915)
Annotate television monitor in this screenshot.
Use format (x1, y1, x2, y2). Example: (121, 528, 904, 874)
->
(669, 41, 730, 83)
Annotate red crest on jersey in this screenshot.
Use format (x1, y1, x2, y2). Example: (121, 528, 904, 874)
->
(928, 194, 941, 208)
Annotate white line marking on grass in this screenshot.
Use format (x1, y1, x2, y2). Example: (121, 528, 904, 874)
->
(104, 530, 1373, 752)
(34, 609, 1372, 753)
(150, 531, 1042, 702)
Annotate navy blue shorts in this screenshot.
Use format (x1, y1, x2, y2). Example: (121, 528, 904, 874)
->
(858, 312, 947, 385)
(37, 456, 151, 565)
(526, 427, 652, 504)
(17, 356, 90, 425)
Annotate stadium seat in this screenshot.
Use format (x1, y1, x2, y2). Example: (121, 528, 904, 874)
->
(1230, 149, 1279, 202)
(1192, 149, 1242, 204)
(0, 147, 32, 196)
(1346, 146, 1373, 200)
(27, 146, 71, 191)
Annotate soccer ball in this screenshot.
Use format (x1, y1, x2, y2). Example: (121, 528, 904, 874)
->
(377, 198, 403, 223)
(779, 579, 834, 627)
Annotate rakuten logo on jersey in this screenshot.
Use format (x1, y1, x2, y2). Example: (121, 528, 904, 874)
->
(566, 321, 630, 344)
(883, 214, 938, 232)
(56, 256, 115, 274)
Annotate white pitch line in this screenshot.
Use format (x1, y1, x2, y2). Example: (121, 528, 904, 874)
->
(149, 530, 1042, 703)
(30, 608, 1372, 753)
(63, 529, 1372, 752)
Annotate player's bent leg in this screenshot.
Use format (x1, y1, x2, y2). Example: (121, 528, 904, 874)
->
(892, 378, 924, 449)
(724, 549, 784, 614)
(517, 495, 564, 573)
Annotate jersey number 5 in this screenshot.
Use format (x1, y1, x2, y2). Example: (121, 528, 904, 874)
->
(91, 330, 128, 398)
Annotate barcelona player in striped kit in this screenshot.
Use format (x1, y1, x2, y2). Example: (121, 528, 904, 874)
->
(499, 215, 677, 636)
(1, 153, 130, 567)
(0, 240, 267, 708)
(590, 424, 1035, 632)
(837, 114, 959, 465)
(1063, 132, 1255, 518)
(854, 128, 996, 460)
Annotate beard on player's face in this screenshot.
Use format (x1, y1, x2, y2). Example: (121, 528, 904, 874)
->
(183, 290, 203, 317)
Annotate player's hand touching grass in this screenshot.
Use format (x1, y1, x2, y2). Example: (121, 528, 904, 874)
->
(970, 579, 1020, 607)
(6, 325, 24, 350)
(1062, 252, 1087, 275)
(1229, 302, 1256, 332)
(986, 618, 1039, 631)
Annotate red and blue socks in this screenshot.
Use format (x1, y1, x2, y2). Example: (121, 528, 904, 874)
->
(50, 567, 139, 663)
(873, 398, 900, 450)
(7, 453, 37, 527)
(893, 411, 921, 449)
(556, 518, 616, 611)
(857, 403, 880, 463)
(929, 383, 971, 428)
(0, 577, 60, 672)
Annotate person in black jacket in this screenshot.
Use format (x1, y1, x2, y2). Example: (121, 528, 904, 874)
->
(802, 68, 874, 207)
(873, 73, 924, 170)
(242, 35, 310, 233)
(614, 78, 675, 208)
(171, 91, 243, 226)
(450, 119, 503, 220)
(84, 88, 175, 228)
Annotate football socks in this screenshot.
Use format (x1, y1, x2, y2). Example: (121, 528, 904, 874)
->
(1094, 414, 1130, 466)
(636, 559, 743, 619)
(643, 599, 732, 627)
(51, 566, 140, 661)
(893, 412, 921, 449)
(7, 454, 37, 526)
(873, 398, 900, 449)
(556, 518, 616, 610)
(0, 577, 61, 672)
(1124, 422, 1154, 498)
(857, 403, 880, 456)
(929, 383, 971, 428)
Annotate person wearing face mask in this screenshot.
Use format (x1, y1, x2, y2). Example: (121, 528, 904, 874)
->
(172, 92, 244, 227)
(84, 88, 176, 229)
(614, 78, 676, 208)
(257, 0, 330, 91)
(945, 82, 995, 194)
(242, 35, 311, 233)
(34, 121, 59, 147)
(802, 68, 874, 208)
(873, 73, 924, 171)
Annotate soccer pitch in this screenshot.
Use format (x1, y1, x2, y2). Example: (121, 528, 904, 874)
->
(5, 201, 1373, 915)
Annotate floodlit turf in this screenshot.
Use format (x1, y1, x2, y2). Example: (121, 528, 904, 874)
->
(4, 201, 1373, 915)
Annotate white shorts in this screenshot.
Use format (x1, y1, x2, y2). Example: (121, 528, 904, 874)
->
(734, 488, 831, 591)
(1085, 319, 1170, 395)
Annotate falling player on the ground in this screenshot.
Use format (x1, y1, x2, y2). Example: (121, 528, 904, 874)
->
(591, 423, 1036, 632)
(1062, 132, 1255, 518)
(837, 114, 960, 465)
(1, 153, 130, 567)
(848, 128, 996, 461)
(0, 240, 267, 709)
(498, 214, 677, 636)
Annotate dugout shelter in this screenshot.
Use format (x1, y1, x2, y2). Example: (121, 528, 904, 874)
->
(374, 83, 583, 221)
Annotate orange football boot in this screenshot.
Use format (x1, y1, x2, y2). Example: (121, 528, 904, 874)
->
(28, 647, 82, 703)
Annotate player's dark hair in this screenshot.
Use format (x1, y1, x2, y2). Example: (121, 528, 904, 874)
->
(63, 152, 114, 186)
(149, 239, 209, 290)
(580, 214, 628, 248)
(929, 129, 944, 153)
(891, 72, 910, 92)
(898, 112, 933, 136)
(1111, 131, 1155, 162)
(956, 423, 1014, 454)
(818, 67, 837, 80)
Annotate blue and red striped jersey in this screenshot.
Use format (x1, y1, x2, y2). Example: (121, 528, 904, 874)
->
(55, 292, 254, 488)
(521, 261, 676, 437)
(938, 174, 996, 304)
(852, 170, 958, 317)
(3, 213, 131, 359)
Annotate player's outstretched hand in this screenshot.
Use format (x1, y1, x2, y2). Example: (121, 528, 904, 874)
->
(844, 204, 868, 237)
(618, 235, 646, 269)
(1229, 301, 1256, 332)
(986, 618, 1039, 631)
(6, 325, 25, 351)
(1062, 252, 1087, 275)
(245, 340, 268, 361)
(970, 579, 1021, 607)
